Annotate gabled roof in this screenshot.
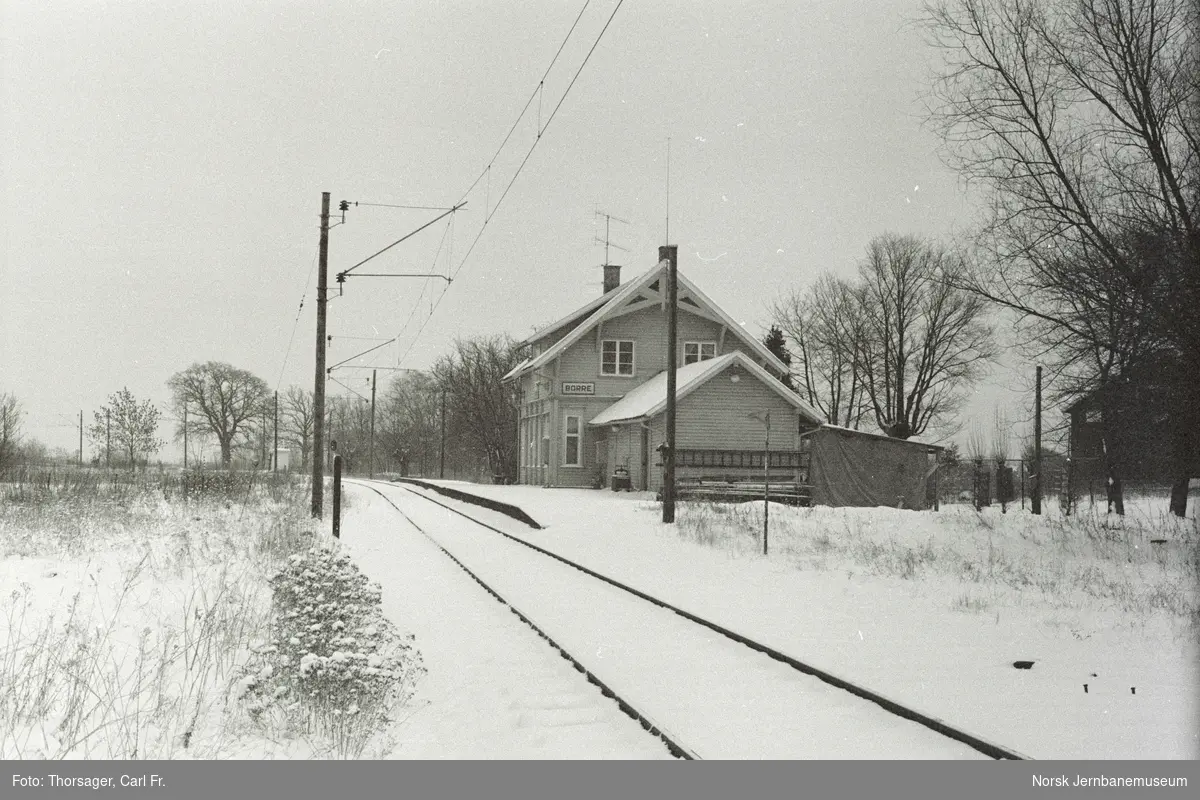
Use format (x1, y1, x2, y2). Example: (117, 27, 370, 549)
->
(519, 282, 626, 348)
(503, 259, 790, 382)
(589, 351, 825, 427)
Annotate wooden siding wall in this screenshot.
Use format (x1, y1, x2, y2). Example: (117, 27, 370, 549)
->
(637, 363, 799, 491)
(555, 306, 762, 395)
(674, 364, 799, 450)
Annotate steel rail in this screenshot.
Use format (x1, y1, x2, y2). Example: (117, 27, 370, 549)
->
(353, 480, 699, 760)
(361, 478, 1031, 761)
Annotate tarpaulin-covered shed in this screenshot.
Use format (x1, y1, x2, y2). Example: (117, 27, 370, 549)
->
(807, 425, 942, 510)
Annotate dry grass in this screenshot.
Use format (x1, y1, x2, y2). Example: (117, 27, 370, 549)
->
(673, 497, 1200, 629)
(0, 470, 388, 760)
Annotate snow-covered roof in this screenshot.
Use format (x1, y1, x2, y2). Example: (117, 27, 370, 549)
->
(811, 423, 944, 450)
(503, 258, 789, 383)
(589, 351, 825, 427)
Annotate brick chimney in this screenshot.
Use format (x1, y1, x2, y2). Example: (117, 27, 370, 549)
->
(603, 264, 621, 295)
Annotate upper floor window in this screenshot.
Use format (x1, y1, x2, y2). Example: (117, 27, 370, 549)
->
(684, 341, 717, 365)
(601, 340, 635, 376)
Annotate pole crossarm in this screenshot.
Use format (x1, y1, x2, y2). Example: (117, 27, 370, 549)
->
(342, 273, 452, 281)
(327, 337, 398, 372)
(339, 202, 466, 279)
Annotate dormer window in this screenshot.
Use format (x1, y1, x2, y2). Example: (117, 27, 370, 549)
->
(684, 341, 716, 365)
(601, 340, 635, 376)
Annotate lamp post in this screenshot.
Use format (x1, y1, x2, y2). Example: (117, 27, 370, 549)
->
(749, 410, 771, 555)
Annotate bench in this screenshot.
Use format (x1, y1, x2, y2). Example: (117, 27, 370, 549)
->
(661, 478, 812, 506)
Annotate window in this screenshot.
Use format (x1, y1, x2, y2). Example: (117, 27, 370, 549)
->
(564, 415, 581, 466)
(601, 340, 635, 375)
(684, 341, 717, 364)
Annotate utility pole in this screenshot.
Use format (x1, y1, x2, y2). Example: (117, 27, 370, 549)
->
(439, 389, 447, 479)
(761, 412, 770, 555)
(273, 390, 279, 473)
(105, 409, 111, 468)
(369, 369, 377, 479)
(183, 406, 188, 471)
(79, 410, 83, 467)
(661, 244, 678, 523)
(1033, 365, 1043, 515)
(311, 192, 331, 518)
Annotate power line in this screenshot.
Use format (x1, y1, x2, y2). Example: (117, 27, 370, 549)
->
(376, 217, 455, 368)
(330, 214, 455, 374)
(349, 201, 460, 211)
(330, 0, 621, 374)
(276, 246, 320, 391)
(456, 0, 594, 202)
(338, 203, 465, 279)
(397, 0, 627, 366)
(329, 376, 370, 403)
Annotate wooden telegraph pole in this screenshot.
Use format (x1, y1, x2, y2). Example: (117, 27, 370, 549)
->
(273, 390, 279, 473)
(78, 410, 83, 466)
(661, 245, 678, 523)
(311, 192, 331, 518)
(105, 409, 111, 468)
(368, 369, 377, 479)
(1033, 365, 1043, 515)
(439, 389, 447, 479)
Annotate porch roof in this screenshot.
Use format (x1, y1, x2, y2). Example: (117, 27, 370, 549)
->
(588, 351, 825, 427)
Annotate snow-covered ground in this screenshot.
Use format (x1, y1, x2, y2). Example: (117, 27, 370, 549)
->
(0, 487, 319, 759)
(359, 479, 1198, 760)
(350, 482, 988, 759)
(335, 491, 671, 759)
(3, 476, 1195, 760)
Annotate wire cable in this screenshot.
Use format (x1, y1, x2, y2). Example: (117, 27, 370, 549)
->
(275, 246, 320, 391)
(329, 217, 455, 374)
(397, 0, 627, 366)
(456, 0, 593, 202)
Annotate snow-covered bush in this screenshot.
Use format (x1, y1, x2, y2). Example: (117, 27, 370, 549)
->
(236, 544, 423, 758)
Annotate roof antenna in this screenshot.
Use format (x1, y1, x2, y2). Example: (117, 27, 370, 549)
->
(594, 211, 630, 267)
(665, 136, 671, 247)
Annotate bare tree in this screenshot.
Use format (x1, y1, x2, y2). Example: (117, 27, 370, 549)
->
(0, 392, 23, 470)
(771, 275, 871, 428)
(325, 394, 372, 473)
(432, 335, 522, 478)
(167, 362, 271, 468)
(280, 386, 315, 470)
(86, 387, 165, 469)
(379, 371, 441, 476)
(854, 234, 996, 439)
(925, 0, 1200, 514)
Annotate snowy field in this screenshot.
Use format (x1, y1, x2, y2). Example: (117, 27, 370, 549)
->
(2, 472, 1196, 759)
(0, 475, 423, 760)
(381, 479, 1199, 760)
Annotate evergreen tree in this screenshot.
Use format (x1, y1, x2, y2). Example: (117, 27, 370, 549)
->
(762, 325, 796, 390)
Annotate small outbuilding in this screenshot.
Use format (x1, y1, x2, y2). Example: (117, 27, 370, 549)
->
(805, 425, 942, 510)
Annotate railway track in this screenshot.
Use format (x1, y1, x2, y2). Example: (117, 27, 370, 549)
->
(350, 478, 1028, 760)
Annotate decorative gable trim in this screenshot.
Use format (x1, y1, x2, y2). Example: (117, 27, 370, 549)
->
(503, 258, 788, 383)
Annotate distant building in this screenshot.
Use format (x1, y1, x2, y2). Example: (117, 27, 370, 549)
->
(1065, 373, 1198, 487)
(272, 448, 293, 472)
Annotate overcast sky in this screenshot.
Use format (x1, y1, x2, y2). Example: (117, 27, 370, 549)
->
(2, 0, 1034, 460)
